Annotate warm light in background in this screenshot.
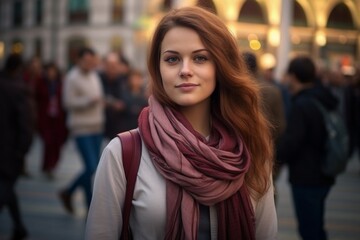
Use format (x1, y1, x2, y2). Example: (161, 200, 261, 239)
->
(292, 35, 301, 45)
(145, 13, 163, 41)
(247, 33, 258, 41)
(225, 7, 238, 21)
(268, 27, 280, 47)
(0, 42, 4, 59)
(227, 22, 237, 37)
(11, 42, 23, 54)
(260, 53, 276, 70)
(267, 1, 281, 25)
(315, 30, 327, 46)
(249, 39, 261, 51)
(338, 35, 347, 44)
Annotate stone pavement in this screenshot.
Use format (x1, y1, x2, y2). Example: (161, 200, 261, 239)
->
(0, 137, 360, 240)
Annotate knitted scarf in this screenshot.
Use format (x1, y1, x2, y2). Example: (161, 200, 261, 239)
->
(138, 96, 255, 240)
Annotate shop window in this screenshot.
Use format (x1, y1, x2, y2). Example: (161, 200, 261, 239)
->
(13, 0, 23, 27)
(113, 0, 124, 23)
(327, 3, 355, 30)
(293, 1, 307, 27)
(238, 0, 266, 24)
(68, 0, 89, 24)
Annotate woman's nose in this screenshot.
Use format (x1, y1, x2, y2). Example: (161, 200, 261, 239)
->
(179, 60, 193, 78)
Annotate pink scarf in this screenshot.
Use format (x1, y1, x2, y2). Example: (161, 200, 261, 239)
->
(138, 96, 255, 239)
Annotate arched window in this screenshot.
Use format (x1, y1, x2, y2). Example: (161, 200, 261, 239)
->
(113, 0, 124, 23)
(238, 0, 266, 24)
(13, 0, 23, 27)
(68, 0, 89, 24)
(196, 0, 217, 14)
(327, 3, 355, 29)
(293, 1, 307, 27)
(35, 0, 43, 25)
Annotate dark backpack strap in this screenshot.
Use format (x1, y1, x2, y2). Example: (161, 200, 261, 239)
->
(117, 129, 142, 240)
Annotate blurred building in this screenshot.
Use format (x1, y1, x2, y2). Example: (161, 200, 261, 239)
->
(0, 0, 359, 74)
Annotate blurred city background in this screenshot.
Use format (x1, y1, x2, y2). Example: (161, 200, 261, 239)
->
(0, 0, 360, 240)
(0, 0, 359, 76)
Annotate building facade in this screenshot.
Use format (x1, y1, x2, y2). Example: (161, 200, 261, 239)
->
(0, 0, 359, 75)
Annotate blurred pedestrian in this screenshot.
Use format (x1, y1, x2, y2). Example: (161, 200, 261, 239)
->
(278, 56, 338, 240)
(35, 62, 68, 179)
(0, 53, 33, 240)
(243, 51, 286, 204)
(86, 6, 277, 239)
(59, 47, 104, 214)
(243, 52, 286, 143)
(261, 58, 291, 120)
(122, 69, 148, 131)
(343, 67, 360, 162)
(18, 56, 42, 178)
(99, 52, 127, 140)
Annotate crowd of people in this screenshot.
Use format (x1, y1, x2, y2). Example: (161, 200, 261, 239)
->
(1, 5, 360, 240)
(0, 47, 148, 239)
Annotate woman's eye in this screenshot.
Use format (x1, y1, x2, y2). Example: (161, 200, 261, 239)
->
(164, 56, 179, 64)
(194, 55, 208, 63)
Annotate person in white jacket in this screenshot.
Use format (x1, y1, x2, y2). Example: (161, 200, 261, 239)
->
(86, 6, 277, 240)
(59, 47, 104, 214)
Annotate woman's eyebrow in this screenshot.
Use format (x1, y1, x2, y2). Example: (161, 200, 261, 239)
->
(162, 49, 208, 55)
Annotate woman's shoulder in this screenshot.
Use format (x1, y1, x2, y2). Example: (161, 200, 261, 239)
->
(101, 132, 148, 167)
(98, 137, 123, 167)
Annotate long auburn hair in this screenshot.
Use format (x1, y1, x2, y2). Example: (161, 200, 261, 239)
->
(147, 6, 273, 199)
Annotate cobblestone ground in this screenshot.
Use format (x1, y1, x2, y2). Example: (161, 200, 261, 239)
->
(1, 137, 359, 240)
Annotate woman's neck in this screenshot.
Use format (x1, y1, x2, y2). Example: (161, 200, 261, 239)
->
(179, 101, 211, 137)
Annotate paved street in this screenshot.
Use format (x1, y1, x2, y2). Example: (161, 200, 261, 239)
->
(1, 136, 360, 240)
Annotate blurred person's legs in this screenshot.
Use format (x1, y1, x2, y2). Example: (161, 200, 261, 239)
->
(0, 180, 28, 240)
(59, 133, 102, 213)
(291, 185, 330, 240)
(42, 135, 62, 179)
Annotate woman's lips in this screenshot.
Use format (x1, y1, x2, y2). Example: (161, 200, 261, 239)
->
(175, 83, 199, 92)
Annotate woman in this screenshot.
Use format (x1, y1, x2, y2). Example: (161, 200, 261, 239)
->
(35, 62, 68, 179)
(86, 6, 277, 240)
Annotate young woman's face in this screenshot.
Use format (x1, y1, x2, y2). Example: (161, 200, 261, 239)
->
(159, 26, 216, 109)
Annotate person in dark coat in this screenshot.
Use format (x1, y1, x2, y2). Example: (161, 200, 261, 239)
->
(35, 62, 68, 179)
(0, 54, 33, 240)
(277, 56, 338, 240)
(99, 52, 128, 139)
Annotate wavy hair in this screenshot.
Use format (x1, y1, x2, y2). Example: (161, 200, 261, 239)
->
(147, 6, 273, 199)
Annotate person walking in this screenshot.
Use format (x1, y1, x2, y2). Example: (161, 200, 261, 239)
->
(99, 52, 127, 140)
(85, 6, 277, 240)
(278, 56, 339, 240)
(35, 62, 68, 179)
(59, 47, 104, 214)
(0, 53, 33, 240)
